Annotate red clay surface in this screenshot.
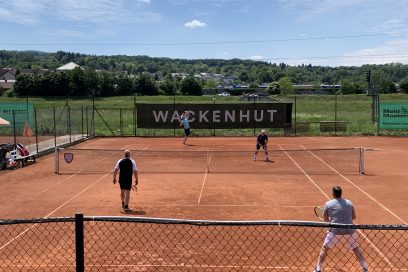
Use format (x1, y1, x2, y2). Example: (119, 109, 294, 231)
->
(0, 136, 407, 271)
(1, 136, 407, 224)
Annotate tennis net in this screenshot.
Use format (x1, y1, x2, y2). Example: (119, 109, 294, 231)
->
(54, 147, 366, 175)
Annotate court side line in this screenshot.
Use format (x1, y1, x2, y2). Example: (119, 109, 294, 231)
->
(69, 204, 316, 208)
(197, 153, 211, 205)
(13, 144, 142, 208)
(13, 173, 79, 207)
(295, 145, 395, 268)
(300, 144, 407, 225)
(0, 144, 133, 252)
(44, 144, 150, 218)
(0, 172, 112, 252)
(278, 145, 330, 199)
(197, 151, 212, 204)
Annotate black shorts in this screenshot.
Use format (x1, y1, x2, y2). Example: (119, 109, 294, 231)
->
(256, 143, 267, 150)
(119, 180, 132, 190)
(184, 128, 191, 136)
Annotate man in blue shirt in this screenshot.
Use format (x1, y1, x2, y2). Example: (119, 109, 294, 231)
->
(180, 111, 191, 144)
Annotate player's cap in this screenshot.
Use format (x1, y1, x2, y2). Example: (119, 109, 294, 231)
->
(261, 129, 266, 133)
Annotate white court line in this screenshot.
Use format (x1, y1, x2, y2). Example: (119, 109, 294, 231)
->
(281, 145, 395, 269)
(0, 144, 139, 252)
(197, 153, 211, 205)
(0, 171, 110, 252)
(299, 144, 407, 225)
(278, 145, 330, 200)
(14, 144, 147, 207)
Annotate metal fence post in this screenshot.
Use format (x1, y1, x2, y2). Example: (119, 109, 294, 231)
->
(68, 105, 72, 143)
(213, 97, 216, 136)
(34, 108, 39, 154)
(173, 95, 176, 137)
(294, 95, 297, 136)
(335, 94, 338, 135)
(53, 107, 57, 147)
(75, 213, 85, 272)
(12, 110, 16, 146)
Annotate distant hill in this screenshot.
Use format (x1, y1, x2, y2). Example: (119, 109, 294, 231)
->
(1, 50, 408, 86)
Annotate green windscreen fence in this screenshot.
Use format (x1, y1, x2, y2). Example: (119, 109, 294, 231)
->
(379, 102, 408, 129)
(0, 102, 34, 128)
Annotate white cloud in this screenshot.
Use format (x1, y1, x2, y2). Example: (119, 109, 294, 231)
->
(56, 0, 122, 23)
(184, 20, 207, 29)
(0, 0, 50, 24)
(0, 0, 158, 25)
(250, 55, 263, 60)
(340, 37, 408, 66)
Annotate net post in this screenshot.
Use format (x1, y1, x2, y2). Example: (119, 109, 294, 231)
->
(359, 147, 365, 175)
(54, 147, 60, 174)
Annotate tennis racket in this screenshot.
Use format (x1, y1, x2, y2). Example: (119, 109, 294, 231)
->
(314, 206, 325, 221)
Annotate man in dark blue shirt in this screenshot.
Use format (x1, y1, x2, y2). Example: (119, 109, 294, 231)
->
(253, 129, 270, 161)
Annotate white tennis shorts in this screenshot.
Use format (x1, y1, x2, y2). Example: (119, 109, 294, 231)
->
(323, 231, 359, 250)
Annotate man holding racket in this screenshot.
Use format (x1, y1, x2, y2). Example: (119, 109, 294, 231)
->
(313, 186, 368, 272)
(113, 150, 138, 212)
(253, 129, 270, 161)
(180, 111, 191, 144)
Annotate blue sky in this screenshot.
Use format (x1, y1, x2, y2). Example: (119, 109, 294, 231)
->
(1, 0, 408, 67)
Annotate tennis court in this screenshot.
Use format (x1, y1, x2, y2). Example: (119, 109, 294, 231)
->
(0, 136, 407, 271)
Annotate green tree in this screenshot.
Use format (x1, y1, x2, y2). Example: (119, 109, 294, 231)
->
(84, 69, 100, 96)
(180, 76, 202, 96)
(203, 78, 218, 89)
(278, 77, 293, 94)
(135, 74, 158, 95)
(339, 80, 354, 94)
(370, 70, 393, 94)
(399, 76, 408, 93)
(159, 75, 178, 95)
(239, 71, 249, 82)
(68, 68, 87, 96)
(14, 74, 34, 96)
(115, 74, 134, 96)
(100, 72, 116, 97)
(268, 82, 280, 95)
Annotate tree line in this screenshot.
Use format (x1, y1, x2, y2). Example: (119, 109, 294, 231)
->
(13, 69, 203, 97)
(2, 50, 408, 96)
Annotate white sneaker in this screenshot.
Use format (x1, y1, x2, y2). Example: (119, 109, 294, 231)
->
(253, 155, 256, 160)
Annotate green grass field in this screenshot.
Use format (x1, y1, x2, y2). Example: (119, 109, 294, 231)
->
(1, 93, 408, 136)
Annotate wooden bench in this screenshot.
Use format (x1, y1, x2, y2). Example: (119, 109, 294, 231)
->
(319, 121, 347, 132)
(283, 122, 310, 135)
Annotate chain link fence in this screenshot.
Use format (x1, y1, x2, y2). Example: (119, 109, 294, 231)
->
(1, 214, 407, 271)
(1, 94, 407, 162)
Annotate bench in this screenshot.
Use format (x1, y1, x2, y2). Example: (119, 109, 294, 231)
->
(283, 122, 310, 135)
(319, 121, 347, 133)
(8, 149, 36, 168)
